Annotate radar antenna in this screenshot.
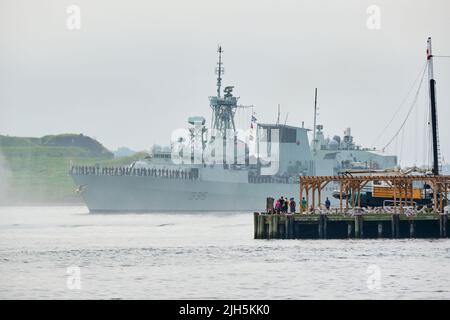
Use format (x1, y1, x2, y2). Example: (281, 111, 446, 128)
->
(209, 46, 239, 136)
(216, 46, 223, 98)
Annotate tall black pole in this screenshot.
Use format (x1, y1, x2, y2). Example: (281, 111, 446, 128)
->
(427, 37, 439, 176)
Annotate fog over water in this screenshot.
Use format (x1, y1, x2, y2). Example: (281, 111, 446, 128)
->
(1, 0, 450, 166)
(0, 151, 11, 202)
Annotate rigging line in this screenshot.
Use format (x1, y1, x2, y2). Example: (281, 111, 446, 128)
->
(382, 63, 427, 150)
(399, 120, 406, 166)
(433, 55, 450, 58)
(395, 134, 398, 165)
(414, 91, 418, 165)
(371, 61, 428, 147)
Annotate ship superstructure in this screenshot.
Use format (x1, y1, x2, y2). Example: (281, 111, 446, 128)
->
(71, 46, 398, 212)
(311, 125, 397, 175)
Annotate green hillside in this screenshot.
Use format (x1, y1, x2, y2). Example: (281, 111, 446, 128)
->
(0, 134, 146, 205)
(0, 133, 114, 158)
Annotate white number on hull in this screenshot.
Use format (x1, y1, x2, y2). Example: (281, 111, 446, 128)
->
(188, 192, 207, 200)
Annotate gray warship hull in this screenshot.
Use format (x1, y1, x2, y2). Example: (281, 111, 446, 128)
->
(72, 174, 332, 212)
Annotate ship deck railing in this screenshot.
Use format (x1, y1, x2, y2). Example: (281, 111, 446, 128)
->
(248, 176, 299, 184)
(70, 165, 199, 180)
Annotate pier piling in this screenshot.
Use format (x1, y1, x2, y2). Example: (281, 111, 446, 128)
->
(440, 214, 448, 238)
(253, 212, 447, 240)
(409, 221, 415, 238)
(377, 222, 383, 238)
(391, 214, 400, 239)
(354, 215, 361, 239)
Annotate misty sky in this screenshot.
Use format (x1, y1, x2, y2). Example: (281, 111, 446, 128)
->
(1, 0, 449, 167)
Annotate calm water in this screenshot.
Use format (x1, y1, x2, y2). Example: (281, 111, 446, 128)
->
(0, 206, 449, 300)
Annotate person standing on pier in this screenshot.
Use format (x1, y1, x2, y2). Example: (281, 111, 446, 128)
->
(275, 198, 281, 213)
(289, 198, 296, 213)
(325, 197, 331, 210)
(301, 197, 307, 212)
(282, 197, 288, 213)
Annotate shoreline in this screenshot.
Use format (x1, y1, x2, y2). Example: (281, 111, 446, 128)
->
(0, 201, 85, 207)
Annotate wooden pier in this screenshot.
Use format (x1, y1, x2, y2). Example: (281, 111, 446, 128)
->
(299, 175, 449, 214)
(254, 212, 448, 239)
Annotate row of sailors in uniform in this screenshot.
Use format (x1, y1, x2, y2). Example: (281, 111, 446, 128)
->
(71, 166, 198, 179)
(248, 175, 298, 184)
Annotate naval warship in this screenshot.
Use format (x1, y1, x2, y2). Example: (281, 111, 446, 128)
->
(71, 47, 397, 212)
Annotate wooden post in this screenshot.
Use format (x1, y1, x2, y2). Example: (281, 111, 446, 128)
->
(306, 186, 310, 214)
(357, 185, 362, 208)
(349, 184, 353, 208)
(284, 217, 289, 240)
(339, 183, 343, 213)
(433, 182, 438, 212)
(299, 179, 303, 214)
(345, 185, 349, 211)
(318, 214, 327, 239)
(354, 215, 361, 239)
(278, 216, 283, 239)
(409, 220, 415, 238)
(395, 214, 399, 238)
(444, 183, 448, 213)
(359, 215, 363, 238)
(290, 215, 295, 239)
(268, 215, 273, 239)
(391, 214, 399, 239)
(377, 222, 383, 238)
(393, 184, 397, 214)
(318, 182, 322, 210)
(266, 197, 274, 213)
(318, 214, 323, 239)
(272, 215, 279, 239)
(254, 212, 259, 239)
(347, 222, 352, 238)
(258, 215, 265, 239)
(312, 182, 316, 211)
(445, 183, 448, 210)
(410, 182, 414, 207)
(405, 183, 409, 207)
(440, 214, 447, 238)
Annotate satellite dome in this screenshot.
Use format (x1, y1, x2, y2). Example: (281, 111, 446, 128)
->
(332, 135, 341, 145)
(328, 139, 339, 150)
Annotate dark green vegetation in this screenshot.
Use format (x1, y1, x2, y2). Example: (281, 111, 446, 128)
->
(0, 134, 147, 204)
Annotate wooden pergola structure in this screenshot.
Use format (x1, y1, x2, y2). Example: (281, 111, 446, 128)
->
(299, 175, 450, 213)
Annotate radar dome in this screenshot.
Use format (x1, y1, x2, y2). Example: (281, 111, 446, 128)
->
(332, 135, 341, 145)
(328, 139, 339, 150)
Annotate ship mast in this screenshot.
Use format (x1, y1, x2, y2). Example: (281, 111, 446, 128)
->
(209, 45, 239, 135)
(427, 37, 440, 176)
(216, 46, 223, 98)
